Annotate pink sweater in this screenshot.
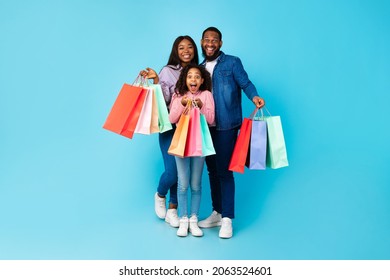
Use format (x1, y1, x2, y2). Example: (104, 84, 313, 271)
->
(169, 90, 215, 126)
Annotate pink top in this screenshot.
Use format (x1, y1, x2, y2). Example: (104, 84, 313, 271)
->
(169, 90, 215, 126)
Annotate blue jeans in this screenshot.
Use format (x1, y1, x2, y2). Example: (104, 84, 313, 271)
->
(157, 128, 178, 206)
(175, 156, 205, 218)
(205, 127, 239, 219)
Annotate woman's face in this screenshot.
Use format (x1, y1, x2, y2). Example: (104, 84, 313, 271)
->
(178, 39, 195, 66)
(186, 68, 204, 94)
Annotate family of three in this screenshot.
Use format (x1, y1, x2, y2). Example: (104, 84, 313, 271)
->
(140, 27, 265, 238)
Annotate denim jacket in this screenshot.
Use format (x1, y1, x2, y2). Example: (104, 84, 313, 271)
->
(201, 51, 258, 130)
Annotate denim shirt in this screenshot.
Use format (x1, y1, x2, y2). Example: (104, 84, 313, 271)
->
(201, 51, 258, 130)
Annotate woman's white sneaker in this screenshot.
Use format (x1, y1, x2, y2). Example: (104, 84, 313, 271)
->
(219, 217, 233, 239)
(165, 209, 180, 227)
(198, 210, 222, 228)
(189, 215, 203, 237)
(177, 217, 189, 237)
(154, 192, 166, 219)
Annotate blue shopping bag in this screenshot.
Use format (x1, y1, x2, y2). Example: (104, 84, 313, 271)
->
(246, 109, 267, 170)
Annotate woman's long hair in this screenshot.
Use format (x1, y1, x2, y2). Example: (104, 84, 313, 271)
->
(166, 35, 199, 66)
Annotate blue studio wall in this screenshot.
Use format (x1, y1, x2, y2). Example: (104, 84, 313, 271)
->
(0, 0, 389, 259)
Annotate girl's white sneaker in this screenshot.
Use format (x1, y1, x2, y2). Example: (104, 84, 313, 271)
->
(189, 215, 203, 237)
(177, 217, 189, 237)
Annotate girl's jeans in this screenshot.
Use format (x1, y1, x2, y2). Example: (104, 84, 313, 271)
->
(175, 156, 205, 218)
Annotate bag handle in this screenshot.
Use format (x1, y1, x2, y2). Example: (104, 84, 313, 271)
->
(249, 106, 271, 120)
(132, 75, 149, 87)
(182, 99, 192, 115)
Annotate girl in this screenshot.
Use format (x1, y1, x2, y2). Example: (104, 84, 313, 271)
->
(169, 64, 215, 237)
(140, 36, 199, 228)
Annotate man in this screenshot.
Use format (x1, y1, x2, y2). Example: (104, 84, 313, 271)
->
(198, 27, 265, 238)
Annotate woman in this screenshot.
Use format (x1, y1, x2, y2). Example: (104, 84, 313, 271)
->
(140, 35, 199, 227)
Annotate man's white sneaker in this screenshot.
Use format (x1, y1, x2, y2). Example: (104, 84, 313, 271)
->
(219, 217, 233, 238)
(165, 209, 179, 228)
(198, 210, 222, 228)
(177, 217, 189, 237)
(189, 215, 203, 237)
(154, 192, 166, 219)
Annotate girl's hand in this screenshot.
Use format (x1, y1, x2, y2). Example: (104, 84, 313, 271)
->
(181, 96, 189, 106)
(195, 98, 203, 109)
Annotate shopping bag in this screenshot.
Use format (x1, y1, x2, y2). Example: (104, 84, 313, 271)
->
(167, 107, 190, 157)
(265, 114, 289, 169)
(150, 90, 160, 133)
(199, 114, 216, 157)
(103, 83, 147, 139)
(228, 117, 253, 173)
(184, 106, 203, 157)
(134, 88, 153, 134)
(149, 84, 172, 133)
(246, 109, 267, 170)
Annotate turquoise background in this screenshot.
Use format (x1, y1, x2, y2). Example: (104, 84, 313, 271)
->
(1, 0, 389, 259)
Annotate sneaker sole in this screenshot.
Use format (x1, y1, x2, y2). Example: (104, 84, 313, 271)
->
(198, 221, 222, 228)
(165, 218, 179, 228)
(219, 233, 232, 239)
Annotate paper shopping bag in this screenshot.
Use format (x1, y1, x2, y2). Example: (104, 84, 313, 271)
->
(265, 115, 289, 169)
(103, 83, 147, 139)
(120, 87, 148, 138)
(228, 117, 252, 173)
(246, 118, 267, 170)
(184, 107, 203, 157)
(168, 111, 190, 157)
(150, 89, 160, 133)
(149, 84, 172, 133)
(134, 88, 153, 134)
(199, 114, 216, 157)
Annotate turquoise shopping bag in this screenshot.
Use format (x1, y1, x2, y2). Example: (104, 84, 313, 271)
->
(264, 109, 289, 169)
(199, 114, 216, 157)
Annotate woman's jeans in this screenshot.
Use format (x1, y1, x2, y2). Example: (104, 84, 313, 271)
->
(175, 156, 205, 218)
(157, 128, 178, 206)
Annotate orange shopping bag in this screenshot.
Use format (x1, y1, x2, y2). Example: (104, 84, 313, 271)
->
(168, 102, 191, 157)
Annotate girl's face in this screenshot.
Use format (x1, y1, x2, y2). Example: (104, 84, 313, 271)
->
(186, 68, 204, 94)
(178, 39, 195, 66)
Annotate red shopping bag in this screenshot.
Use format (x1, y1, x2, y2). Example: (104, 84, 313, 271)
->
(184, 107, 203, 157)
(228, 117, 253, 173)
(103, 83, 148, 139)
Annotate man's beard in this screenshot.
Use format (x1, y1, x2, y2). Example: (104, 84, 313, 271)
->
(202, 47, 221, 61)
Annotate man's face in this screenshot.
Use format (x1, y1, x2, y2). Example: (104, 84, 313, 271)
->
(201, 31, 223, 61)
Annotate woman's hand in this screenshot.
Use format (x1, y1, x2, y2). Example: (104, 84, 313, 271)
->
(139, 67, 159, 84)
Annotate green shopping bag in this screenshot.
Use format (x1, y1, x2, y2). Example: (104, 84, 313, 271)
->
(264, 108, 289, 169)
(199, 114, 216, 157)
(149, 84, 173, 133)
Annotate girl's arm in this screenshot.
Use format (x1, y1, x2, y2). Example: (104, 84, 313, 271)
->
(169, 94, 186, 124)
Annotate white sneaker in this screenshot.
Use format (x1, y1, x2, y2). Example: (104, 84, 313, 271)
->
(198, 210, 222, 228)
(189, 215, 203, 237)
(154, 192, 166, 219)
(219, 217, 233, 239)
(165, 209, 179, 227)
(177, 217, 189, 237)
